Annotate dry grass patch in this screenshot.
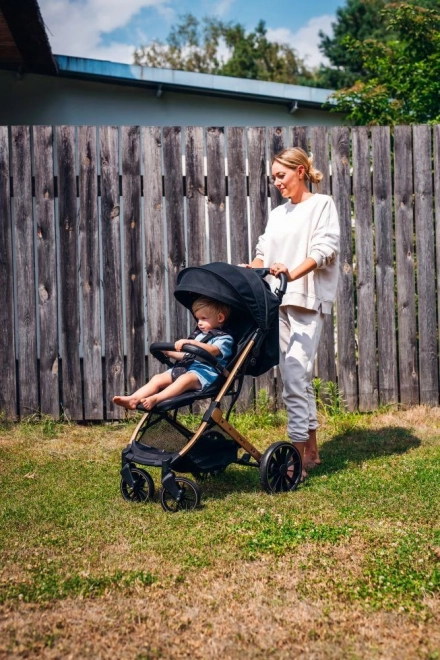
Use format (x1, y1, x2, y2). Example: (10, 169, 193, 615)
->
(1, 559, 439, 659)
(0, 406, 439, 658)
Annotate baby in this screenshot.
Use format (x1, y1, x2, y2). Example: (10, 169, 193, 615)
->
(113, 296, 234, 411)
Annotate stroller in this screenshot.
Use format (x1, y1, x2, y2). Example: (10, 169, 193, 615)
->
(120, 262, 302, 512)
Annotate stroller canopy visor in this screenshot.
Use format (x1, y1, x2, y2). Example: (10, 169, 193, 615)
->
(174, 262, 279, 332)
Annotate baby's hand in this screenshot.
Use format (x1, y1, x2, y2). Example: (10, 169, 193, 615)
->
(175, 338, 193, 351)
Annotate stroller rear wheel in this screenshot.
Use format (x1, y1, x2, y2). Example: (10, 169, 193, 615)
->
(120, 467, 155, 503)
(160, 477, 201, 512)
(260, 441, 302, 493)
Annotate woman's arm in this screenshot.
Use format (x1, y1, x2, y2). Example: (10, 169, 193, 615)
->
(270, 257, 317, 283)
(238, 258, 264, 268)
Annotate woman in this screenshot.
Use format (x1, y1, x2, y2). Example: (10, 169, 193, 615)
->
(243, 147, 340, 479)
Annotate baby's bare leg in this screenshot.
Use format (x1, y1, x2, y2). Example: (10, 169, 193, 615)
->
(141, 373, 201, 410)
(113, 373, 173, 409)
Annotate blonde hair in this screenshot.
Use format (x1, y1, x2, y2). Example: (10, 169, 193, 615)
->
(192, 296, 231, 320)
(272, 147, 323, 185)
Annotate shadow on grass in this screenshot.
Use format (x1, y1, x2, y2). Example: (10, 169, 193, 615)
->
(193, 425, 421, 501)
(316, 425, 421, 476)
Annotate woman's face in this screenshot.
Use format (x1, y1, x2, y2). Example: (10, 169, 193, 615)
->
(271, 160, 306, 201)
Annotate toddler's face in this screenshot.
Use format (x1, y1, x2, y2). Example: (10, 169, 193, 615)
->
(195, 307, 224, 333)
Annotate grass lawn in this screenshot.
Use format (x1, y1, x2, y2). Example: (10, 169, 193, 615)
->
(0, 403, 439, 659)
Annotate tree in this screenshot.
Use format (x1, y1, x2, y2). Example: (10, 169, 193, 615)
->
(315, 0, 440, 90)
(133, 14, 314, 85)
(328, 3, 440, 125)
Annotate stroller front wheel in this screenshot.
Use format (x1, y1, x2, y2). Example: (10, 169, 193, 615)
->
(260, 441, 302, 493)
(120, 467, 155, 503)
(160, 477, 201, 512)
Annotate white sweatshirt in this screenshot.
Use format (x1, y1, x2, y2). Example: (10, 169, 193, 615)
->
(255, 194, 340, 313)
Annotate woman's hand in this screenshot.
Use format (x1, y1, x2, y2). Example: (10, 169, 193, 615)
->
(270, 262, 292, 282)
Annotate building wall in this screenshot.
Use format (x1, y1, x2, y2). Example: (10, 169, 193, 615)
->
(0, 69, 345, 127)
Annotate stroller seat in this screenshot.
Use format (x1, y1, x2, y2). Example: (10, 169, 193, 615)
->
(138, 378, 226, 414)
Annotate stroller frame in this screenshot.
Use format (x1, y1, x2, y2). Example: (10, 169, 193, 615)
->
(120, 266, 303, 512)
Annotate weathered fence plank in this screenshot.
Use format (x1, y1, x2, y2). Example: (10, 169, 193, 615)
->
(227, 127, 248, 265)
(290, 126, 308, 152)
(0, 127, 16, 418)
(372, 126, 398, 406)
(246, 127, 277, 405)
(394, 126, 418, 406)
(57, 126, 82, 419)
(267, 127, 286, 210)
(163, 126, 186, 341)
(332, 127, 358, 410)
(33, 126, 59, 418)
(78, 126, 103, 419)
(121, 126, 145, 396)
(227, 127, 255, 409)
(12, 126, 38, 416)
(310, 125, 337, 385)
(206, 127, 227, 262)
(143, 127, 166, 378)
(352, 127, 378, 411)
(100, 126, 124, 418)
(247, 127, 268, 252)
(434, 125, 440, 385)
(185, 126, 206, 267)
(246, 128, 277, 405)
(413, 124, 438, 405)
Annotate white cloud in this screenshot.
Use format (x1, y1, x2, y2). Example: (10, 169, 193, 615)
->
(214, 0, 235, 17)
(267, 15, 334, 69)
(39, 0, 168, 61)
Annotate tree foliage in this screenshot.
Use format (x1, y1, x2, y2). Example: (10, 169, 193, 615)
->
(133, 14, 314, 85)
(328, 3, 440, 125)
(315, 0, 440, 90)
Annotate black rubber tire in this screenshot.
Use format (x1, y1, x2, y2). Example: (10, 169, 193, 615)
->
(160, 477, 201, 512)
(120, 467, 155, 503)
(260, 441, 302, 493)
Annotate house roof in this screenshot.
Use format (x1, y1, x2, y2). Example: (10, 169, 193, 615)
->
(0, 0, 57, 74)
(56, 56, 334, 110)
(0, 0, 334, 111)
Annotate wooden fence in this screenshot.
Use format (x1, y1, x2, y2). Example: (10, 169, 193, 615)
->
(0, 124, 439, 420)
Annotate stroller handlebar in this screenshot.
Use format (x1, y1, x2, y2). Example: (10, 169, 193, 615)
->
(150, 342, 221, 370)
(252, 268, 287, 301)
(149, 342, 175, 367)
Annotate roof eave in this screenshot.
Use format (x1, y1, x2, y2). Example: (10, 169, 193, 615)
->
(55, 55, 335, 109)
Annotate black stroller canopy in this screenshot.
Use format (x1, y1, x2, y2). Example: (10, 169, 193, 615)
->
(174, 262, 279, 332)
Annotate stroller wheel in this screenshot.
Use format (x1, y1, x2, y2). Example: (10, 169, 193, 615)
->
(160, 477, 201, 512)
(120, 467, 155, 503)
(260, 441, 302, 493)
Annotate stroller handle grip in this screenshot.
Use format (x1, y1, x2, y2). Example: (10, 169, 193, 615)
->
(150, 342, 220, 370)
(253, 268, 288, 301)
(149, 342, 175, 366)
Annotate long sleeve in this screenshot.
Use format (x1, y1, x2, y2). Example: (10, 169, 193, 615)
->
(308, 197, 340, 269)
(252, 194, 340, 313)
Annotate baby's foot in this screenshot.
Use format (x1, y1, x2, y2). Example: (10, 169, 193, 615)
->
(140, 395, 159, 411)
(113, 395, 139, 410)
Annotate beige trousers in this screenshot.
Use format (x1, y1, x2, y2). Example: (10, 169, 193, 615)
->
(278, 305, 324, 443)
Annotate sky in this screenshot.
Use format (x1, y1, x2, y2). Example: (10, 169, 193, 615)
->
(38, 0, 343, 69)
